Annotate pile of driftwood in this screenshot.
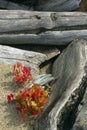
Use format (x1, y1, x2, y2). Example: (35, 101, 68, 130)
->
(0, 0, 87, 130)
(0, 10, 87, 45)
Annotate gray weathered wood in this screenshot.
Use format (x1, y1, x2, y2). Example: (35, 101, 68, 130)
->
(0, 30, 87, 45)
(0, 0, 81, 11)
(71, 89, 87, 130)
(0, 0, 30, 10)
(0, 11, 87, 45)
(30, 39, 87, 130)
(0, 45, 60, 74)
(35, 0, 81, 11)
(0, 45, 47, 74)
(0, 11, 87, 32)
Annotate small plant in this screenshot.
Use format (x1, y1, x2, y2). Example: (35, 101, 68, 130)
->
(7, 62, 54, 122)
(13, 62, 33, 84)
(7, 84, 49, 121)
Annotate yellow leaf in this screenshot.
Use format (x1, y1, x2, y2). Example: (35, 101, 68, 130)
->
(44, 91, 49, 96)
(31, 101, 37, 107)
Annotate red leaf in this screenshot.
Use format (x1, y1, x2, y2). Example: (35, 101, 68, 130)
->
(16, 104, 22, 111)
(32, 110, 41, 115)
(13, 62, 33, 83)
(7, 94, 14, 103)
(22, 113, 26, 121)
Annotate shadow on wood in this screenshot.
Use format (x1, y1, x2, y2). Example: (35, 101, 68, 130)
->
(30, 39, 87, 130)
(35, 0, 81, 11)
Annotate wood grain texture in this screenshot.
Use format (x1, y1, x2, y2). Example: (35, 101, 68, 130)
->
(71, 89, 87, 130)
(0, 11, 87, 32)
(35, 0, 81, 11)
(0, 45, 47, 74)
(0, 11, 87, 45)
(0, 30, 87, 45)
(29, 39, 87, 130)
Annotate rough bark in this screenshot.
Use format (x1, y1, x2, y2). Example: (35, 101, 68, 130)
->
(35, 0, 81, 11)
(29, 39, 87, 130)
(0, 11, 87, 45)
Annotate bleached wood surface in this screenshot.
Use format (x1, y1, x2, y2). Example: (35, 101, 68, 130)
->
(31, 39, 87, 130)
(0, 11, 87, 45)
(0, 45, 47, 74)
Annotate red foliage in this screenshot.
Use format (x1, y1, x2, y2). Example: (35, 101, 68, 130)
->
(7, 84, 49, 121)
(7, 94, 14, 103)
(13, 62, 33, 83)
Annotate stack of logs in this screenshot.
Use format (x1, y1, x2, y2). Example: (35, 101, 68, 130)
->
(0, 0, 87, 130)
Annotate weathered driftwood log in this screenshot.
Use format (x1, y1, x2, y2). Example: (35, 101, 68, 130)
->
(71, 89, 87, 130)
(29, 39, 87, 130)
(1, 11, 87, 32)
(35, 0, 81, 11)
(0, 45, 47, 74)
(0, 11, 87, 45)
(1, 30, 87, 45)
(0, 0, 30, 10)
(0, 45, 60, 74)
